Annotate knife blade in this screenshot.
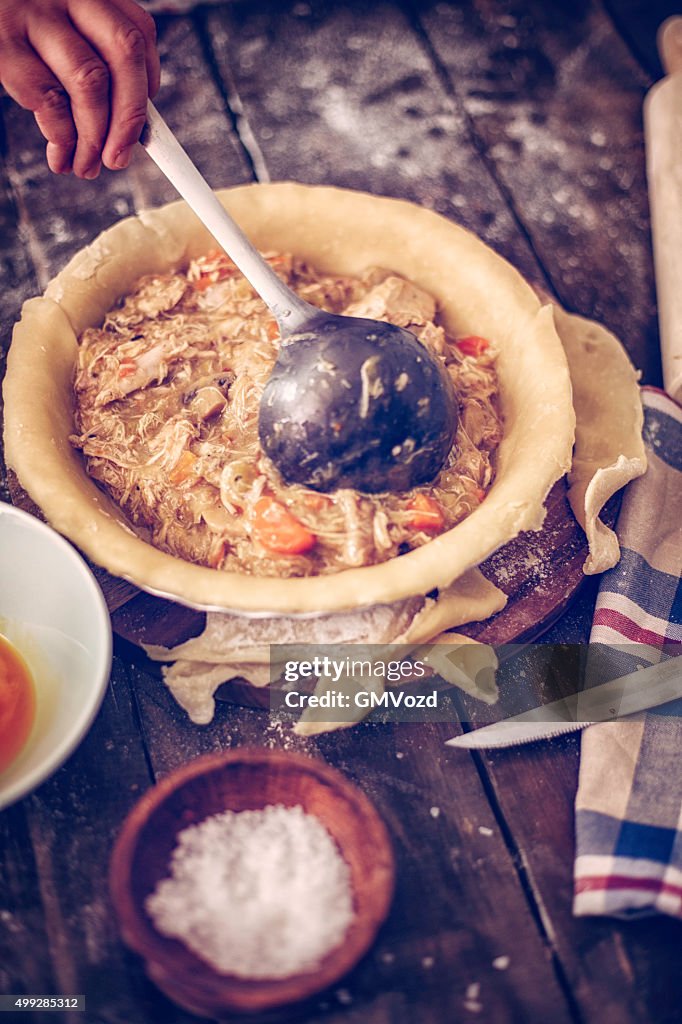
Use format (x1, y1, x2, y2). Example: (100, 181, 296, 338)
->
(446, 656, 682, 749)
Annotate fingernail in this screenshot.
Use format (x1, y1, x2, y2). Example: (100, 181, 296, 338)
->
(47, 145, 72, 175)
(83, 162, 101, 180)
(114, 146, 133, 170)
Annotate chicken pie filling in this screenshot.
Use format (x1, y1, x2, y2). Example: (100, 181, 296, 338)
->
(71, 251, 502, 578)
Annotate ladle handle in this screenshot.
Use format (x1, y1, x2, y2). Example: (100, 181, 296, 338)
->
(140, 101, 314, 331)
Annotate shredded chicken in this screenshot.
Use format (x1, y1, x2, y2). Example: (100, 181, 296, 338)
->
(71, 251, 503, 578)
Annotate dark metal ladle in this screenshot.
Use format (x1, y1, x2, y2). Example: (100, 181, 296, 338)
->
(142, 103, 458, 493)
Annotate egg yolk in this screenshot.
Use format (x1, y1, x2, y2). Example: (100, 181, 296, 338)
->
(0, 635, 36, 774)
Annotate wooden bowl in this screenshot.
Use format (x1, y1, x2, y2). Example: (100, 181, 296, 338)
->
(109, 749, 395, 1017)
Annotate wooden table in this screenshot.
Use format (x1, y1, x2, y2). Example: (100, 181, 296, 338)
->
(1, 2, 681, 1022)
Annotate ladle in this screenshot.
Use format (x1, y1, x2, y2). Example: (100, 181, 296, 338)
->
(141, 102, 458, 493)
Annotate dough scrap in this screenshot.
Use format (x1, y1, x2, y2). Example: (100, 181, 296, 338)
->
(146, 568, 506, 727)
(551, 304, 647, 574)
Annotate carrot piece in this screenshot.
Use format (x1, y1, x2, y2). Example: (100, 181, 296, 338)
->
(169, 450, 198, 486)
(266, 319, 280, 342)
(192, 275, 217, 293)
(202, 250, 236, 273)
(407, 493, 445, 532)
(252, 497, 316, 555)
(456, 336, 490, 357)
(193, 251, 238, 290)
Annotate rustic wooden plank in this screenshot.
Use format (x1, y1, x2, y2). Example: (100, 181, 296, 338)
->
(613, 916, 682, 1024)
(414, 0, 661, 383)
(314, 721, 577, 1023)
(125, 15, 252, 212)
(0, 126, 41, 504)
(201, 0, 548, 287)
(1, 660, 201, 1024)
(0, 146, 39, 342)
(126, 661, 277, 778)
(0, 103, 137, 287)
(0, 803, 58, 1018)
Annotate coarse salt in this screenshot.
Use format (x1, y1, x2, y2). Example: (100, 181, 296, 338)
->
(146, 804, 354, 979)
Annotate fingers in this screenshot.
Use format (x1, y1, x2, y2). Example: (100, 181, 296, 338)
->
(27, 18, 111, 178)
(0, 40, 77, 174)
(111, 0, 161, 97)
(0, 0, 160, 176)
(69, 0, 159, 170)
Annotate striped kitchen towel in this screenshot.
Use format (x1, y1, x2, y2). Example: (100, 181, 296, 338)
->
(574, 387, 682, 919)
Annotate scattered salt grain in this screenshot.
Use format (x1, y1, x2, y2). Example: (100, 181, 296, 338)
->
(429, 806, 441, 819)
(464, 981, 482, 1013)
(478, 825, 493, 837)
(492, 955, 510, 970)
(422, 955, 435, 969)
(146, 804, 354, 979)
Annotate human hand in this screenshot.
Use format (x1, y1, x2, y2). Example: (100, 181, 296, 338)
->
(0, 0, 160, 177)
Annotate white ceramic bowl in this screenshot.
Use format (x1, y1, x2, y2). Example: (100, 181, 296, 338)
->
(0, 502, 112, 810)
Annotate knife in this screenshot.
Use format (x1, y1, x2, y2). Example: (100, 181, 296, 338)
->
(446, 656, 682, 749)
(644, 16, 682, 402)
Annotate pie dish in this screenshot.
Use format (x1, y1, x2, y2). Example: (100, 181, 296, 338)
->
(3, 183, 577, 616)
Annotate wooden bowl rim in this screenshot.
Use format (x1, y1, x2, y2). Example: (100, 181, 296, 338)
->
(109, 748, 395, 1014)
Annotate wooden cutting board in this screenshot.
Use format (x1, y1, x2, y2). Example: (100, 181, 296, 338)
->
(8, 470, 611, 705)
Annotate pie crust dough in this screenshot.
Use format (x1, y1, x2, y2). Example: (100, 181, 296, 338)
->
(142, 567, 506, 725)
(552, 305, 647, 573)
(3, 183, 575, 614)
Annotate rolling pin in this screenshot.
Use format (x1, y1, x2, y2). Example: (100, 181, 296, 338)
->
(644, 16, 682, 401)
